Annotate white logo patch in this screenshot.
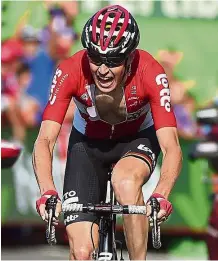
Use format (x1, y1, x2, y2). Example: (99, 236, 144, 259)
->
(49, 68, 62, 105)
(64, 214, 79, 224)
(137, 144, 156, 161)
(98, 252, 113, 260)
(137, 144, 152, 153)
(63, 190, 79, 205)
(155, 73, 171, 112)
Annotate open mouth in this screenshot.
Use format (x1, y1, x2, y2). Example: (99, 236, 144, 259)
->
(97, 75, 114, 88)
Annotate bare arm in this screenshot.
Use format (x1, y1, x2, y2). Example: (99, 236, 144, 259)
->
(154, 127, 183, 199)
(32, 120, 61, 195)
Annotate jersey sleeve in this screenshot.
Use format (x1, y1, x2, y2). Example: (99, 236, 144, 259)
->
(42, 58, 78, 124)
(145, 60, 177, 130)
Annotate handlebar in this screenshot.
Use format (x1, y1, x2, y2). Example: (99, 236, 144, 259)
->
(62, 198, 162, 249)
(62, 203, 147, 215)
(45, 198, 162, 249)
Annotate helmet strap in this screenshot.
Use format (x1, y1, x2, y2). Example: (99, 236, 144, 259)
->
(123, 51, 135, 82)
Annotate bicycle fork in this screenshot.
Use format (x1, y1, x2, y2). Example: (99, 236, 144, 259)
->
(95, 214, 117, 261)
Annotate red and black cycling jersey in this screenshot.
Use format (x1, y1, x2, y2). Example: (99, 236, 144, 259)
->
(43, 49, 176, 139)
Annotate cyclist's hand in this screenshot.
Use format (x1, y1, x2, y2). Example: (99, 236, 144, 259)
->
(147, 193, 173, 224)
(36, 190, 62, 225)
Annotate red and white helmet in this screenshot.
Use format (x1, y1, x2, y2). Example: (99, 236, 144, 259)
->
(81, 5, 140, 65)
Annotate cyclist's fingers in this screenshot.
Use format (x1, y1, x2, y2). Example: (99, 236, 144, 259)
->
(45, 210, 49, 221)
(39, 204, 46, 220)
(149, 216, 154, 226)
(157, 209, 167, 220)
(52, 219, 59, 226)
(55, 201, 62, 218)
(146, 203, 152, 217)
(52, 215, 59, 225)
(45, 214, 58, 224)
(157, 216, 168, 225)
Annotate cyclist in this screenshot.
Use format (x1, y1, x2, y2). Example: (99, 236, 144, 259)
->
(34, 5, 182, 260)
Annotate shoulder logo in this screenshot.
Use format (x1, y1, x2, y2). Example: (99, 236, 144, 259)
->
(49, 68, 62, 105)
(155, 73, 171, 112)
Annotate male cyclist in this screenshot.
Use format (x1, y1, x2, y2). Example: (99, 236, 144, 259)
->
(33, 5, 182, 260)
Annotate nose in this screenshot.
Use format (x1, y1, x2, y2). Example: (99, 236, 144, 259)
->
(98, 63, 109, 76)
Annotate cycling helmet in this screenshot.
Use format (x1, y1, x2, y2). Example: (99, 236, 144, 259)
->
(81, 5, 140, 65)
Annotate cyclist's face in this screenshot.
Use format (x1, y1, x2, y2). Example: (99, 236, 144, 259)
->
(89, 59, 126, 93)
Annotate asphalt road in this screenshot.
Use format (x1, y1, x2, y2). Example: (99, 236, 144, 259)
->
(1, 245, 173, 260)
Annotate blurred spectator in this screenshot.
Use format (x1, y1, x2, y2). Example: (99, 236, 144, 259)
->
(19, 25, 41, 64)
(1, 39, 23, 74)
(16, 62, 32, 92)
(24, 20, 75, 126)
(15, 62, 39, 127)
(170, 81, 199, 140)
(157, 49, 200, 140)
(40, 4, 78, 49)
(1, 41, 25, 144)
(43, 1, 78, 26)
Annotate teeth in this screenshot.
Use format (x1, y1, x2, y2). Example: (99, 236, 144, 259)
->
(98, 77, 113, 82)
(97, 77, 114, 88)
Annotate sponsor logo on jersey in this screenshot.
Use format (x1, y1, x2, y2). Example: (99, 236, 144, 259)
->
(59, 73, 69, 86)
(131, 86, 137, 95)
(127, 105, 147, 121)
(128, 96, 138, 101)
(128, 108, 143, 121)
(49, 68, 63, 105)
(129, 101, 139, 107)
(155, 73, 171, 112)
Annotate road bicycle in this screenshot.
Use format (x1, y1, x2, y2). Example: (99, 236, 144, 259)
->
(45, 172, 162, 260)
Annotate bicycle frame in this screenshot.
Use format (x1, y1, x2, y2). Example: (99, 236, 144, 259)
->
(96, 172, 118, 260)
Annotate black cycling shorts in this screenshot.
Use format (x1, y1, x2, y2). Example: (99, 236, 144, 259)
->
(63, 126, 160, 226)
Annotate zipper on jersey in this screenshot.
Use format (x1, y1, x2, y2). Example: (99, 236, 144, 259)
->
(110, 125, 115, 139)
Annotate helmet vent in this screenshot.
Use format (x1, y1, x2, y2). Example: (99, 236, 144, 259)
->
(97, 19, 101, 28)
(111, 35, 116, 42)
(109, 13, 115, 18)
(105, 22, 112, 31)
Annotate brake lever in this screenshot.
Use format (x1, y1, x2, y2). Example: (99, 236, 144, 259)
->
(45, 195, 58, 245)
(150, 197, 161, 249)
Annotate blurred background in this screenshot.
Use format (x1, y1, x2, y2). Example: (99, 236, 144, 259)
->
(1, 1, 218, 260)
